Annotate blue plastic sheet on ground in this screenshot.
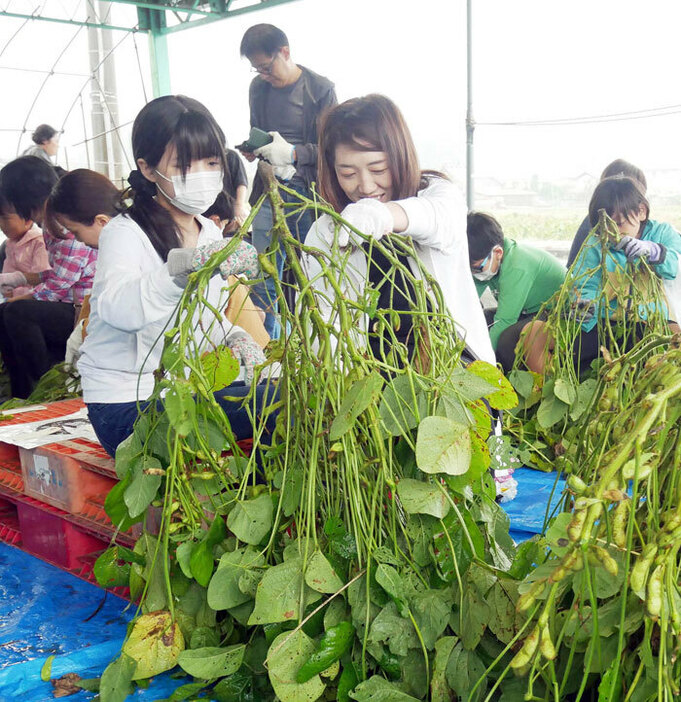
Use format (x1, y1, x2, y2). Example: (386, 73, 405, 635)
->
(0, 544, 188, 701)
(501, 467, 566, 535)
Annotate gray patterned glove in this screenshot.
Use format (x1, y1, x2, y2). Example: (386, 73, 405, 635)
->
(227, 331, 265, 384)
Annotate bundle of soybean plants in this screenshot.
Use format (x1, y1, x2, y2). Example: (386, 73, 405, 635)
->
(505, 209, 675, 473)
(492, 340, 681, 701)
(89, 183, 535, 702)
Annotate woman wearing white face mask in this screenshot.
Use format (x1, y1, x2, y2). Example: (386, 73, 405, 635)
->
(78, 95, 275, 457)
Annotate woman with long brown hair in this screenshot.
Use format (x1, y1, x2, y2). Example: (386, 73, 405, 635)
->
(304, 93, 494, 364)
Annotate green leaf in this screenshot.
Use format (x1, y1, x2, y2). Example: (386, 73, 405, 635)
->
(196, 347, 240, 393)
(508, 369, 535, 399)
(466, 361, 518, 410)
(378, 374, 428, 437)
(445, 641, 487, 702)
(396, 478, 450, 519)
(211, 670, 252, 701)
(40, 655, 55, 682)
(227, 494, 273, 545)
(168, 682, 208, 701)
(206, 515, 227, 546)
(536, 394, 569, 429)
(485, 581, 520, 645)
(104, 472, 142, 531)
(411, 590, 450, 649)
(94, 546, 132, 588)
(114, 432, 143, 479)
(374, 564, 408, 614)
(267, 630, 326, 702)
(99, 653, 136, 702)
(554, 377, 577, 405)
(431, 636, 458, 702)
(416, 416, 471, 475)
(329, 372, 384, 441)
(122, 612, 184, 680)
(349, 676, 419, 701)
(177, 644, 245, 680)
(249, 558, 305, 625)
(487, 434, 519, 473)
(189, 626, 220, 650)
(190, 540, 214, 587)
(176, 541, 195, 580)
(456, 575, 491, 650)
(570, 378, 598, 420)
(123, 458, 162, 518)
(304, 550, 344, 593)
(447, 367, 499, 401)
(367, 602, 418, 656)
(164, 381, 196, 437)
(281, 466, 303, 517)
(598, 657, 622, 701)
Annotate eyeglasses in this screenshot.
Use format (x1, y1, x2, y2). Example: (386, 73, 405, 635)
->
(471, 252, 491, 273)
(251, 54, 279, 75)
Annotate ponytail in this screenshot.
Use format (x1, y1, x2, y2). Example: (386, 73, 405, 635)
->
(125, 169, 182, 262)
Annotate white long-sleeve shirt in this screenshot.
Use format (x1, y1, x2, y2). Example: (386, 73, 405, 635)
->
(78, 214, 245, 403)
(303, 177, 495, 364)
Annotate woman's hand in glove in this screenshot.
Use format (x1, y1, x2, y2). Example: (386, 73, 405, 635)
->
(227, 331, 265, 384)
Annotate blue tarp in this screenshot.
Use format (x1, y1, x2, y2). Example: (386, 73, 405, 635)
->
(0, 467, 566, 701)
(0, 544, 185, 701)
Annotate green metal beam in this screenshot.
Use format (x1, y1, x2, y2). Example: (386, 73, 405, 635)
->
(141, 8, 172, 96)
(108, 0, 214, 18)
(160, 0, 300, 35)
(0, 9, 141, 32)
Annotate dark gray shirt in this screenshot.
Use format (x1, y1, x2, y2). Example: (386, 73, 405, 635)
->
(261, 76, 305, 146)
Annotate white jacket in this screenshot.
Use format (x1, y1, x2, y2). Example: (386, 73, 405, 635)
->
(78, 214, 245, 403)
(303, 178, 495, 364)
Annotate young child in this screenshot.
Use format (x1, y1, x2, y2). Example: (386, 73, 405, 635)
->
(0, 203, 50, 299)
(467, 212, 565, 371)
(523, 176, 681, 374)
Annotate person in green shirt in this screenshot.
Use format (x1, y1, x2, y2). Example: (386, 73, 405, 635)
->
(467, 212, 566, 371)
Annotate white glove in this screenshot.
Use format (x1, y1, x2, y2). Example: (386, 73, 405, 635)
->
(272, 164, 297, 182)
(0, 271, 27, 290)
(65, 319, 84, 367)
(334, 198, 394, 248)
(254, 131, 295, 167)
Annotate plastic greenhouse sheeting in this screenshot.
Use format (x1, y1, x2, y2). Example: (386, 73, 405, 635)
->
(0, 468, 564, 700)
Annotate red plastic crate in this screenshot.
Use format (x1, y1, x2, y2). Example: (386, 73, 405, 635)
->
(19, 444, 116, 514)
(0, 497, 21, 546)
(16, 500, 108, 571)
(0, 456, 23, 492)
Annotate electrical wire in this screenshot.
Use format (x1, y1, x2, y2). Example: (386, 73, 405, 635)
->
(478, 104, 681, 127)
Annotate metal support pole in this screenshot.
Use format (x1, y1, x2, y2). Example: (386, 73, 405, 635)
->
(99, 0, 125, 181)
(148, 9, 171, 97)
(465, 0, 474, 210)
(87, 2, 109, 174)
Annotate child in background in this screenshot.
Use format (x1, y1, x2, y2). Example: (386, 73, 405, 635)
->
(467, 212, 565, 372)
(567, 159, 647, 268)
(522, 176, 681, 374)
(0, 156, 97, 398)
(0, 201, 50, 299)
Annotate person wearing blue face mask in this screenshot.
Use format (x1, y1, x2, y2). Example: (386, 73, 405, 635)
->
(467, 212, 565, 371)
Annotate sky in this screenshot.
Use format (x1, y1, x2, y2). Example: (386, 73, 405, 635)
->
(0, 0, 680, 191)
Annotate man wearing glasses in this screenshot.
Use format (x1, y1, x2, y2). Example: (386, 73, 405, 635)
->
(239, 23, 336, 339)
